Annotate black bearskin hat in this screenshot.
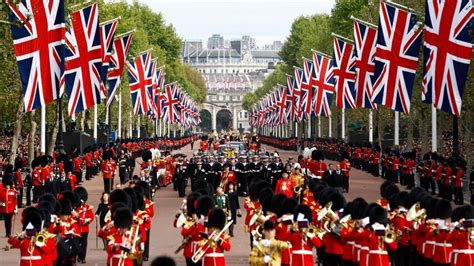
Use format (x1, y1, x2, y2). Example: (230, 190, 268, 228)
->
(435, 199, 452, 220)
(369, 205, 388, 226)
(113, 207, 134, 229)
(196, 195, 215, 217)
(263, 220, 275, 231)
(282, 197, 297, 215)
(64, 161, 74, 173)
(102, 150, 113, 161)
(74, 186, 88, 202)
(151, 256, 176, 266)
(271, 194, 288, 217)
(186, 192, 202, 216)
(59, 198, 72, 215)
(136, 181, 151, 200)
(350, 198, 368, 220)
(329, 193, 346, 212)
(110, 189, 131, 207)
(380, 181, 393, 198)
(2, 174, 13, 187)
(22, 207, 43, 231)
(208, 208, 226, 230)
(123, 187, 138, 212)
(260, 188, 274, 213)
(293, 204, 313, 224)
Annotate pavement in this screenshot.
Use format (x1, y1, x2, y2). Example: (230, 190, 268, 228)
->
(0, 143, 390, 265)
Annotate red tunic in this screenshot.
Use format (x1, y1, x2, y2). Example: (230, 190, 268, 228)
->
(365, 230, 397, 266)
(75, 203, 94, 233)
(450, 228, 474, 266)
(275, 179, 294, 198)
(201, 234, 231, 266)
(340, 160, 351, 177)
(101, 161, 113, 179)
(106, 232, 135, 266)
(432, 229, 453, 264)
(8, 236, 54, 266)
(289, 231, 321, 266)
(0, 187, 17, 214)
(275, 219, 292, 265)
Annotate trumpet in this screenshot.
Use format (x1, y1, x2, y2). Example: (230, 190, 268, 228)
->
(191, 220, 233, 263)
(384, 229, 398, 244)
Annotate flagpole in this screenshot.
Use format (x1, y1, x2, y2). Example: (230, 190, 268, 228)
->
(394, 111, 399, 146)
(93, 105, 98, 141)
(129, 111, 132, 138)
(341, 109, 345, 140)
(318, 117, 321, 137)
(40, 105, 46, 154)
(137, 116, 141, 139)
(369, 110, 373, 143)
(431, 106, 437, 152)
(328, 115, 332, 138)
(307, 117, 311, 140)
(118, 92, 122, 139)
(167, 123, 170, 138)
(105, 105, 109, 125)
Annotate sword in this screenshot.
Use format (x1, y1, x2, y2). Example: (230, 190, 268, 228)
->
(95, 219, 98, 249)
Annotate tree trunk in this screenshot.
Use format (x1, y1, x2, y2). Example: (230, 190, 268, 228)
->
(47, 112, 58, 156)
(8, 96, 25, 165)
(28, 110, 37, 167)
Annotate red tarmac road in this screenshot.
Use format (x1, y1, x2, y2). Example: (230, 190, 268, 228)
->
(0, 144, 388, 265)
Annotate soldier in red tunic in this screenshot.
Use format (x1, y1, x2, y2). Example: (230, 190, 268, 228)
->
(453, 160, 465, 205)
(198, 208, 231, 266)
(289, 204, 321, 266)
(74, 187, 94, 263)
(106, 207, 137, 266)
(101, 151, 114, 193)
(340, 151, 351, 193)
(365, 205, 398, 266)
(0, 174, 18, 237)
(450, 205, 474, 266)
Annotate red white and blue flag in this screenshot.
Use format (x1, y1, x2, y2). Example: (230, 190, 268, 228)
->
(352, 18, 378, 109)
(312, 51, 334, 117)
(64, 3, 102, 115)
(332, 35, 357, 109)
(153, 67, 165, 119)
(107, 32, 133, 107)
(276, 85, 288, 125)
(161, 83, 181, 124)
(422, 0, 473, 116)
(99, 18, 119, 99)
(128, 50, 154, 115)
(371, 2, 423, 113)
(301, 59, 316, 120)
(293, 67, 305, 122)
(8, 0, 65, 112)
(284, 77, 295, 122)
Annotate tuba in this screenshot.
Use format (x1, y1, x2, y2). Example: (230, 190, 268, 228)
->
(406, 202, 426, 229)
(191, 220, 233, 263)
(249, 209, 266, 227)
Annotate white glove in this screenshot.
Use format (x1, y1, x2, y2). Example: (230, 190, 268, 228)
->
(263, 255, 271, 263)
(261, 239, 271, 247)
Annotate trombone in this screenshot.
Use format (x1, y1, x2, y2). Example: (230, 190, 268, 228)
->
(191, 220, 233, 263)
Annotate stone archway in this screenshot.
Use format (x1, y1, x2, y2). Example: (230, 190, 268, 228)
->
(199, 109, 212, 133)
(216, 109, 232, 133)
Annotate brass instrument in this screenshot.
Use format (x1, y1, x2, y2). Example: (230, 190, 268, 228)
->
(406, 202, 426, 229)
(175, 235, 193, 254)
(35, 232, 49, 248)
(176, 199, 188, 229)
(293, 185, 303, 196)
(249, 209, 266, 227)
(305, 225, 327, 239)
(191, 220, 233, 263)
(384, 229, 398, 244)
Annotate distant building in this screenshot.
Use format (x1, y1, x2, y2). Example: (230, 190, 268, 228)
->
(182, 40, 203, 57)
(207, 34, 224, 49)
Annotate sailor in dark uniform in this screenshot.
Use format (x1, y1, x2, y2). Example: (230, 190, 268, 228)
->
(235, 155, 250, 196)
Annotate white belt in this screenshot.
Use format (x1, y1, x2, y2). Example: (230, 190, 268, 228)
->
(453, 249, 474, 264)
(292, 250, 313, 255)
(204, 253, 224, 258)
(112, 254, 128, 259)
(422, 241, 435, 253)
(21, 256, 42, 260)
(433, 242, 453, 247)
(368, 250, 388, 255)
(347, 241, 355, 246)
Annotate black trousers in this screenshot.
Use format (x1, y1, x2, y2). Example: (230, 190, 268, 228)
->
(323, 253, 342, 266)
(25, 185, 32, 206)
(453, 187, 463, 204)
(75, 171, 82, 183)
(78, 232, 88, 261)
(103, 178, 112, 193)
(32, 185, 43, 203)
(185, 258, 199, 266)
(86, 166, 93, 180)
(144, 230, 150, 259)
(343, 176, 349, 192)
(119, 168, 128, 184)
(177, 178, 186, 197)
(3, 213, 13, 236)
(17, 187, 23, 207)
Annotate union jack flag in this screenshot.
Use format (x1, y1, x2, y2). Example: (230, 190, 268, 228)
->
(276, 85, 288, 125)
(161, 83, 180, 124)
(312, 51, 334, 117)
(332, 35, 357, 109)
(153, 67, 165, 119)
(99, 18, 119, 99)
(128, 50, 154, 115)
(64, 3, 102, 116)
(286, 75, 298, 122)
(301, 59, 316, 119)
(371, 2, 423, 113)
(8, 0, 65, 112)
(422, 0, 473, 116)
(352, 18, 378, 109)
(107, 32, 133, 107)
(294, 67, 305, 122)
(284, 78, 295, 122)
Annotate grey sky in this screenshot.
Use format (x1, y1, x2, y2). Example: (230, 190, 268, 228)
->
(136, 0, 336, 47)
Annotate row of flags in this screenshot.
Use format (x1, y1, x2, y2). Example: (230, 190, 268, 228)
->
(8, 0, 200, 129)
(128, 50, 201, 128)
(250, 1, 473, 128)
